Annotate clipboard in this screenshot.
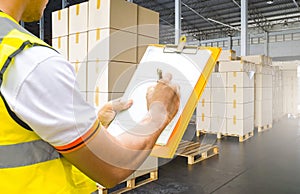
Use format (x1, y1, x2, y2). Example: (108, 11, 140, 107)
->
(106, 43, 221, 158)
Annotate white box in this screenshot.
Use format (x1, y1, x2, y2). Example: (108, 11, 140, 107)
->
(87, 61, 136, 93)
(255, 87, 272, 100)
(226, 87, 254, 103)
(52, 8, 68, 38)
(196, 102, 211, 116)
(255, 100, 273, 126)
(69, 2, 88, 34)
(226, 102, 254, 119)
(71, 62, 87, 92)
(211, 88, 227, 103)
(88, 0, 137, 33)
(227, 117, 254, 136)
(69, 32, 88, 63)
(52, 36, 68, 60)
(135, 156, 158, 177)
(211, 116, 226, 134)
(256, 65, 273, 74)
(211, 72, 227, 88)
(138, 6, 159, 38)
(218, 60, 255, 72)
(227, 72, 254, 88)
(218, 50, 236, 61)
(211, 102, 227, 118)
(196, 116, 211, 131)
(241, 55, 272, 66)
(255, 74, 272, 88)
(88, 29, 137, 63)
(199, 87, 211, 103)
(87, 91, 108, 109)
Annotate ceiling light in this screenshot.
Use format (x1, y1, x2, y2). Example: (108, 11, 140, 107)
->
(266, 0, 273, 4)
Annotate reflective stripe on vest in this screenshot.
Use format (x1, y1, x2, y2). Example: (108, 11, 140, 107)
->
(0, 140, 61, 168)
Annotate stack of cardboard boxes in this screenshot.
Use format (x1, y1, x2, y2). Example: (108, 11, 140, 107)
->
(242, 55, 273, 131)
(272, 66, 284, 122)
(52, 0, 159, 108)
(281, 64, 299, 117)
(52, 0, 159, 189)
(196, 50, 255, 141)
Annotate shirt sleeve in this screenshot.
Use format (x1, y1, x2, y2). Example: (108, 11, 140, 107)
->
(11, 47, 99, 152)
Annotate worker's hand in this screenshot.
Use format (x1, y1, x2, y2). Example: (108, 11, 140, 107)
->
(98, 99, 133, 128)
(146, 73, 180, 126)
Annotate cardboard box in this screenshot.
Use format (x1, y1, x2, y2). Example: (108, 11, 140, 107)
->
(241, 55, 272, 66)
(227, 72, 254, 88)
(218, 60, 255, 72)
(199, 87, 211, 103)
(196, 116, 211, 131)
(211, 88, 227, 103)
(211, 116, 226, 134)
(88, 29, 137, 63)
(87, 61, 137, 93)
(52, 36, 68, 60)
(69, 32, 88, 63)
(227, 117, 254, 136)
(218, 50, 237, 61)
(226, 102, 254, 119)
(71, 62, 87, 92)
(255, 87, 273, 100)
(255, 99, 273, 126)
(226, 87, 254, 103)
(88, 0, 137, 33)
(211, 102, 227, 118)
(255, 74, 273, 88)
(52, 8, 68, 38)
(137, 35, 159, 63)
(86, 91, 109, 109)
(196, 102, 211, 116)
(256, 65, 273, 74)
(138, 6, 159, 38)
(211, 72, 227, 88)
(69, 2, 88, 34)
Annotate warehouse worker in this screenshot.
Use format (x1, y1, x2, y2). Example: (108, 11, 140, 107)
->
(0, 0, 180, 194)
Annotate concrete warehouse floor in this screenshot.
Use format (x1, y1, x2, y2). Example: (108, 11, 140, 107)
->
(121, 117, 300, 194)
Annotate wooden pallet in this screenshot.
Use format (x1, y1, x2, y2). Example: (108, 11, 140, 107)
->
(98, 170, 158, 194)
(217, 131, 254, 142)
(257, 124, 272, 132)
(175, 140, 219, 165)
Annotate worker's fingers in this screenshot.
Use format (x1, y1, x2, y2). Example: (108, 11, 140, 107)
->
(111, 99, 133, 112)
(159, 73, 172, 84)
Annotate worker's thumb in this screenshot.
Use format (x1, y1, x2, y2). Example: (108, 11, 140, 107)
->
(112, 99, 133, 112)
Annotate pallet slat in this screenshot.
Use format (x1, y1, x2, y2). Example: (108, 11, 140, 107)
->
(175, 140, 219, 165)
(98, 170, 158, 194)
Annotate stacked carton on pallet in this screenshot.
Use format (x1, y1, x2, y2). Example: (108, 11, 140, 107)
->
(52, 0, 159, 191)
(219, 60, 255, 141)
(242, 55, 273, 132)
(272, 66, 284, 122)
(196, 50, 255, 142)
(281, 64, 299, 117)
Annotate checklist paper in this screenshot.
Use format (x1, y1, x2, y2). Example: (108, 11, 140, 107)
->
(107, 45, 221, 158)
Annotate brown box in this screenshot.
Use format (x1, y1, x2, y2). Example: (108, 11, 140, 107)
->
(89, 0, 138, 33)
(138, 6, 159, 38)
(137, 35, 159, 63)
(87, 61, 137, 93)
(88, 28, 137, 63)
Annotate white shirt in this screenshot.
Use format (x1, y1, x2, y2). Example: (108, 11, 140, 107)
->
(1, 46, 98, 150)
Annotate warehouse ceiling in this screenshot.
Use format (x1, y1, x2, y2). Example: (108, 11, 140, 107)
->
(25, 0, 300, 44)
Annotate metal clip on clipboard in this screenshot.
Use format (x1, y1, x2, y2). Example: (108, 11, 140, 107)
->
(163, 35, 198, 54)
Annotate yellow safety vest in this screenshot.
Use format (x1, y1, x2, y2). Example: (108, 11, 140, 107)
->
(0, 11, 97, 194)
